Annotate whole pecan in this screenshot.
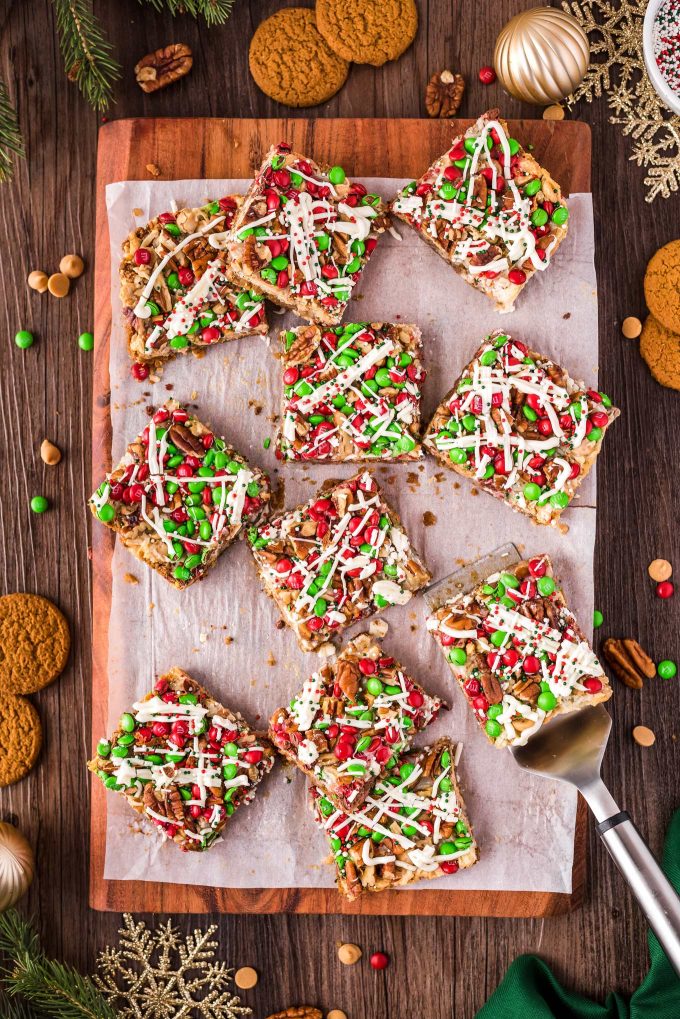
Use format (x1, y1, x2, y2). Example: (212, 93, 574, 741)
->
(603, 638, 656, 690)
(336, 660, 360, 702)
(266, 1009, 323, 1019)
(479, 665, 503, 705)
(425, 70, 465, 118)
(167, 423, 204, 456)
(135, 44, 193, 93)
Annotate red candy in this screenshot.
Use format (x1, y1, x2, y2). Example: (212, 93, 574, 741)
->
(523, 655, 541, 674)
(440, 860, 459, 874)
(479, 65, 496, 84)
(358, 657, 376, 676)
(370, 952, 389, 971)
(657, 581, 674, 599)
(131, 362, 149, 381)
(583, 678, 603, 693)
(528, 556, 547, 578)
(507, 268, 526, 285)
(134, 248, 151, 266)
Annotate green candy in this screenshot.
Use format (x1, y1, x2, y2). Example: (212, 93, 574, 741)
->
(173, 566, 191, 582)
(549, 492, 569, 510)
(399, 763, 415, 781)
(523, 483, 541, 502)
(199, 521, 212, 541)
(344, 257, 362, 274)
(111, 746, 128, 759)
(537, 690, 558, 712)
(347, 763, 366, 775)
(523, 405, 538, 422)
(119, 712, 135, 733)
(440, 751, 451, 768)
(104, 776, 121, 790)
(328, 165, 346, 185)
(448, 647, 467, 666)
(439, 182, 457, 201)
(15, 330, 34, 349)
(164, 223, 181, 237)
(316, 234, 331, 251)
(490, 630, 508, 648)
(179, 693, 198, 705)
(97, 740, 111, 757)
(508, 138, 520, 155)
(366, 677, 384, 696)
(552, 206, 569, 225)
(530, 208, 548, 227)
(658, 660, 677, 680)
(587, 426, 603, 443)
(461, 413, 477, 432)
(313, 597, 327, 617)
(375, 367, 392, 388)
(374, 594, 389, 608)
(223, 763, 238, 780)
(439, 841, 457, 855)
(356, 736, 372, 753)
(78, 331, 94, 351)
(487, 703, 503, 720)
(224, 741, 239, 758)
(30, 496, 48, 514)
(98, 504, 115, 523)
(271, 255, 289, 271)
(537, 576, 556, 596)
(593, 610, 604, 629)
(485, 719, 503, 739)
(145, 301, 161, 316)
(166, 271, 181, 290)
(524, 178, 541, 197)
(117, 734, 134, 746)
(439, 777, 452, 792)
(500, 571, 519, 589)
(450, 448, 467, 465)
(480, 349, 497, 367)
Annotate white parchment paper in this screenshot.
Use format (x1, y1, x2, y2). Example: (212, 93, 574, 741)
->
(101, 179, 599, 895)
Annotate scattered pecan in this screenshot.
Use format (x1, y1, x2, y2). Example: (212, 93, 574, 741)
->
(344, 858, 363, 900)
(167, 423, 204, 456)
(266, 1008, 323, 1019)
(135, 44, 193, 93)
(479, 665, 503, 705)
(425, 70, 465, 118)
(513, 678, 540, 703)
(603, 638, 656, 690)
(336, 660, 360, 702)
(285, 325, 321, 365)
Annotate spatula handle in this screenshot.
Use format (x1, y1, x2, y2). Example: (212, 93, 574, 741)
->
(594, 803, 680, 975)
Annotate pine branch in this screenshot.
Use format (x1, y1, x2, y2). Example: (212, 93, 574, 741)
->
(0, 80, 25, 183)
(52, 0, 121, 111)
(0, 910, 116, 1019)
(137, 0, 235, 26)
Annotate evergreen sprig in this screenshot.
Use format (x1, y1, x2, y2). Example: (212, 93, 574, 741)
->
(52, 0, 121, 112)
(0, 910, 116, 1019)
(0, 80, 25, 183)
(137, 0, 235, 26)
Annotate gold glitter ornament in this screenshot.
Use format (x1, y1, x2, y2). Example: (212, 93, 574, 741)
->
(563, 0, 680, 202)
(494, 7, 590, 105)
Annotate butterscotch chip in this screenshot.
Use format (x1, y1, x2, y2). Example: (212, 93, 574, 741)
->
(28, 270, 48, 293)
(40, 439, 61, 466)
(317, 0, 417, 65)
(146, 163, 161, 177)
(338, 943, 362, 965)
(633, 725, 656, 747)
(644, 240, 680, 333)
(543, 104, 565, 121)
(47, 272, 70, 298)
(0, 696, 42, 787)
(0, 594, 70, 694)
(327, 1011, 348, 1019)
(234, 967, 258, 990)
(249, 8, 349, 107)
(59, 254, 84, 278)
(648, 558, 672, 582)
(622, 316, 642, 339)
(639, 314, 680, 391)
(123, 573, 139, 585)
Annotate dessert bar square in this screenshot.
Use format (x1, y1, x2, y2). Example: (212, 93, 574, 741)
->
(391, 110, 569, 313)
(310, 738, 478, 900)
(277, 321, 425, 462)
(89, 399, 271, 589)
(119, 199, 268, 370)
(87, 667, 275, 852)
(248, 471, 431, 651)
(423, 331, 619, 531)
(426, 555, 612, 749)
(269, 633, 443, 811)
(222, 142, 389, 326)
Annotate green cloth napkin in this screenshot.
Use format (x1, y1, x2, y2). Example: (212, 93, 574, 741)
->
(477, 808, 680, 1018)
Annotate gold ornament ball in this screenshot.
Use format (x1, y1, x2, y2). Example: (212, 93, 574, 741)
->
(494, 7, 590, 105)
(0, 822, 34, 912)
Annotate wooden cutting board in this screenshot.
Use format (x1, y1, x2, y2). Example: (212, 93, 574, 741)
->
(92, 116, 591, 915)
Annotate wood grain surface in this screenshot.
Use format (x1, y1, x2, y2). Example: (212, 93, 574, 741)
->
(91, 115, 590, 919)
(1, 1, 678, 1016)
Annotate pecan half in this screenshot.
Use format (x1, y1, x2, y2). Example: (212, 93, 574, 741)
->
(336, 660, 360, 702)
(167, 423, 204, 456)
(425, 70, 465, 118)
(603, 638, 656, 690)
(479, 665, 503, 705)
(135, 44, 193, 93)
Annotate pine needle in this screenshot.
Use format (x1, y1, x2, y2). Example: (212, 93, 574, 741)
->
(0, 910, 116, 1019)
(137, 0, 235, 26)
(52, 0, 121, 111)
(0, 80, 25, 183)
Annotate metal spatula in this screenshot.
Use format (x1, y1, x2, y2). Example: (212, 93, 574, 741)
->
(425, 544, 680, 974)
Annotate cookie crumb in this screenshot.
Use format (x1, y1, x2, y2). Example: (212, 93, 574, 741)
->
(267, 652, 276, 666)
(123, 573, 139, 585)
(146, 163, 161, 177)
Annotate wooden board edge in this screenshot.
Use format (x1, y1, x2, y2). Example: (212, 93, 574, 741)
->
(90, 116, 590, 915)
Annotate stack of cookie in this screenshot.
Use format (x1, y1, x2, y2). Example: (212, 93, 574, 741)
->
(249, 2, 418, 108)
(641, 240, 680, 391)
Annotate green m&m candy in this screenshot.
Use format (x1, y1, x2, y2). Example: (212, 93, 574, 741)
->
(119, 712, 135, 733)
(366, 677, 384, 696)
(485, 718, 503, 739)
(537, 576, 555, 596)
(552, 206, 569, 226)
(30, 496, 49, 514)
(450, 448, 467, 465)
(78, 331, 94, 351)
(328, 165, 346, 185)
(658, 660, 677, 680)
(98, 504, 115, 523)
(15, 329, 34, 349)
(530, 208, 548, 228)
(448, 647, 467, 666)
(537, 690, 557, 712)
(523, 483, 541, 502)
(593, 610, 604, 629)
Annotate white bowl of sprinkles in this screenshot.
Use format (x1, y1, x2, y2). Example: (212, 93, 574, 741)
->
(643, 0, 680, 115)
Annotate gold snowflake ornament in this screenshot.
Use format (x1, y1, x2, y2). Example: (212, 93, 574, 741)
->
(95, 914, 252, 1019)
(563, 0, 680, 201)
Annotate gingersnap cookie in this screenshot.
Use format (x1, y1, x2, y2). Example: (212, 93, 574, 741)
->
(644, 240, 680, 334)
(316, 0, 418, 66)
(0, 696, 42, 787)
(0, 594, 70, 695)
(249, 8, 349, 108)
(639, 314, 680, 391)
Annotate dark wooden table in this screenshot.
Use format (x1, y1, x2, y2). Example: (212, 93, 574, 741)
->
(1, 2, 678, 1016)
